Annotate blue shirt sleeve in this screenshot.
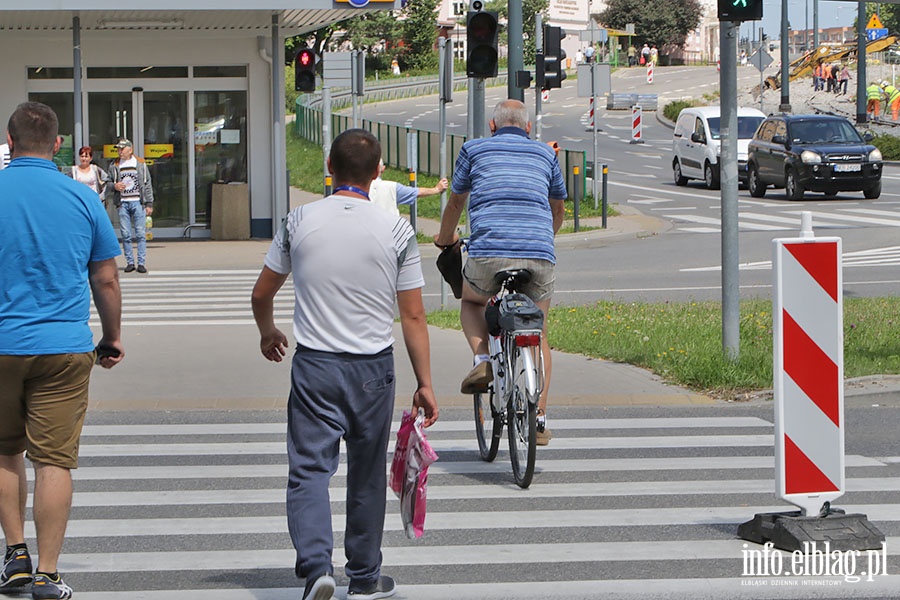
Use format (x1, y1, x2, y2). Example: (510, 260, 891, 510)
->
(548, 156, 567, 200)
(395, 183, 419, 206)
(451, 144, 472, 195)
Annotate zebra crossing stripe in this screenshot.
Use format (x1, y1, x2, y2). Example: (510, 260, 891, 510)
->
(60, 537, 900, 572)
(35, 505, 900, 539)
(789, 210, 900, 227)
(66, 575, 900, 599)
(78, 416, 773, 436)
(663, 213, 786, 231)
(64, 454, 886, 482)
(75, 434, 779, 457)
(66, 477, 900, 508)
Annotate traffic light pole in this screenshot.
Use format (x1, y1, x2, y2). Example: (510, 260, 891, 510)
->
(439, 37, 449, 308)
(322, 86, 332, 197)
(507, 0, 524, 102)
(271, 14, 288, 234)
(534, 15, 542, 142)
(720, 21, 740, 360)
(856, 0, 867, 124)
(779, 0, 791, 111)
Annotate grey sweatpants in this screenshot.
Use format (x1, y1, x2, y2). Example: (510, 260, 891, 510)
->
(286, 345, 395, 587)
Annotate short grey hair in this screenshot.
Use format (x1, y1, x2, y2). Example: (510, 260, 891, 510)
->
(492, 100, 529, 129)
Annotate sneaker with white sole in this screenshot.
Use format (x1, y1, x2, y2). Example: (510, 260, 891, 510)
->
(0, 546, 33, 592)
(536, 412, 552, 446)
(347, 575, 396, 599)
(31, 572, 73, 600)
(302, 573, 336, 600)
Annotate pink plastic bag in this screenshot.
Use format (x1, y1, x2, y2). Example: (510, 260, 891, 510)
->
(389, 410, 438, 539)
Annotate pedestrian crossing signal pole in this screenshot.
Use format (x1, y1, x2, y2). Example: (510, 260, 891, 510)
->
(716, 0, 759, 360)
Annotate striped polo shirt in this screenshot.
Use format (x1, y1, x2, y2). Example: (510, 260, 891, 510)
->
(451, 127, 567, 263)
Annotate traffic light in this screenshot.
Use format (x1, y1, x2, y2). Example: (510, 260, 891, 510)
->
(467, 10, 499, 78)
(294, 48, 316, 93)
(542, 25, 567, 90)
(718, 0, 762, 22)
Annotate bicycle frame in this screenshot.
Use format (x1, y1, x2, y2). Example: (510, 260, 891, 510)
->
(487, 324, 543, 417)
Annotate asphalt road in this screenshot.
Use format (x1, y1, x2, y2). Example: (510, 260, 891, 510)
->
(359, 65, 900, 304)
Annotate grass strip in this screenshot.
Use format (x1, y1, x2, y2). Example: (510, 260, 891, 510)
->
(427, 297, 900, 399)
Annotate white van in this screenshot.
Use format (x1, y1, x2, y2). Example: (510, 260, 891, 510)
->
(672, 106, 766, 189)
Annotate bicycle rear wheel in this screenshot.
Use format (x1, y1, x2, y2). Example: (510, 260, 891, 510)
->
(507, 346, 538, 488)
(474, 386, 503, 462)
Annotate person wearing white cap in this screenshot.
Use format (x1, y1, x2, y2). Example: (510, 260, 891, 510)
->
(106, 138, 154, 273)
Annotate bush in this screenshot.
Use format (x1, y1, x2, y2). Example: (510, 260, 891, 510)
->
(663, 100, 694, 122)
(872, 132, 900, 161)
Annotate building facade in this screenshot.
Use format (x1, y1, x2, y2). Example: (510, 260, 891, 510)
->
(0, 2, 400, 240)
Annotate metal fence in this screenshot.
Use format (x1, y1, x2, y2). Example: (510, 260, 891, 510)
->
(295, 99, 587, 201)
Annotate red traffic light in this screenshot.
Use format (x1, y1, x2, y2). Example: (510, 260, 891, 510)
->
(297, 49, 314, 67)
(295, 48, 317, 92)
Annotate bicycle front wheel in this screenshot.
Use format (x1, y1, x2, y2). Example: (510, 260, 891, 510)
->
(507, 346, 538, 488)
(474, 386, 503, 462)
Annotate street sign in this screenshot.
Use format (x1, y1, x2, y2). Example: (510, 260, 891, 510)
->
(579, 21, 608, 44)
(867, 28, 889, 42)
(577, 63, 611, 97)
(866, 13, 884, 30)
(748, 49, 773, 72)
(322, 52, 353, 88)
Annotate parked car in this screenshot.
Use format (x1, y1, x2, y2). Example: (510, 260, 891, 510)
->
(746, 114, 883, 200)
(672, 106, 766, 190)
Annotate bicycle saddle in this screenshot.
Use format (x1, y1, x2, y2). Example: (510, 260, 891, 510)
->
(493, 269, 533, 291)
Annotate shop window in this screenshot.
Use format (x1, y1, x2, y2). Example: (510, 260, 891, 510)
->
(194, 66, 248, 78)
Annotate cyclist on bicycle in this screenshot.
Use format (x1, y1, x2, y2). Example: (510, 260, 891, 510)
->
(435, 99, 566, 445)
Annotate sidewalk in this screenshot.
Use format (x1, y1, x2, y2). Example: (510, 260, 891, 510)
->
(94, 187, 708, 411)
(102, 187, 900, 411)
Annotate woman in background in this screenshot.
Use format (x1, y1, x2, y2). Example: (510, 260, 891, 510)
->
(68, 146, 108, 202)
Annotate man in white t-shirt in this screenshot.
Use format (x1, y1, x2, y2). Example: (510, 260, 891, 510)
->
(0, 143, 10, 169)
(368, 159, 448, 217)
(251, 128, 438, 600)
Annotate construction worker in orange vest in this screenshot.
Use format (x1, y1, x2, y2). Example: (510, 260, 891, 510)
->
(881, 80, 900, 120)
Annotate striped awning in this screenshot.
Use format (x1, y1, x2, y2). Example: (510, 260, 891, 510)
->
(0, 6, 398, 35)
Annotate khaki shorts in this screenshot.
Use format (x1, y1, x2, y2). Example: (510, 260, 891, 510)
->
(463, 256, 555, 302)
(0, 352, 94, 469)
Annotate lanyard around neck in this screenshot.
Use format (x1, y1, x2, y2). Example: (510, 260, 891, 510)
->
(333, 185, 369, 200)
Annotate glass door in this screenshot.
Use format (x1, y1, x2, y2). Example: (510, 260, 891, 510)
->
(142, 92, 189, 232)
(89, 90, 189, 234)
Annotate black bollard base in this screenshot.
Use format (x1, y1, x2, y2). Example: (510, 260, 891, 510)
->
(738, 508, 885, 552)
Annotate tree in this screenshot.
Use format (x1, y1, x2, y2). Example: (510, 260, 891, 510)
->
(341, 12, 401, 55)
(401, 0, 441, 71)
(483, 0, 549, 65)
(597, 0, 702, 49)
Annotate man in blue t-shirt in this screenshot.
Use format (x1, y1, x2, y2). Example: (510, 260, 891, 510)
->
(0, 102, 123, 600)
(435, 99, 567, 445)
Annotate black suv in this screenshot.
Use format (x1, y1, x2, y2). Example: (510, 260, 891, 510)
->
(746, 114, 882, 200)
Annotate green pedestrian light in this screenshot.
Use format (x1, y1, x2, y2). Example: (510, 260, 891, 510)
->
(718, 0, 761, 21)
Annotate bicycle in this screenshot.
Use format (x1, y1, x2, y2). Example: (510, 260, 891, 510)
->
(472, 269, 544, 488)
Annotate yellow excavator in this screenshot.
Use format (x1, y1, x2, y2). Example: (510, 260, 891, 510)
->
(764, 33, 900, 90)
